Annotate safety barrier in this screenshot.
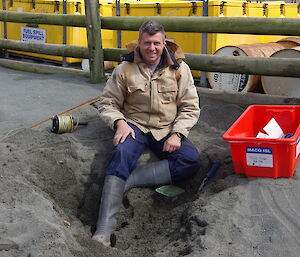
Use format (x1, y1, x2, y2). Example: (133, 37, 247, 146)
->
(0, 0, 300, 86)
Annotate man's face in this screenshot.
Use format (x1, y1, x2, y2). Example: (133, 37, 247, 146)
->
(138, 32, 165, 66)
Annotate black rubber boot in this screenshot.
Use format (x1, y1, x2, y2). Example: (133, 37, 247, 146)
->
(92, 175, 125, 247)
(124, 160, 172, 193)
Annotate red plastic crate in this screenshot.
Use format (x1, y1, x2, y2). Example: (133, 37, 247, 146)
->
(223, 105, 300, 178)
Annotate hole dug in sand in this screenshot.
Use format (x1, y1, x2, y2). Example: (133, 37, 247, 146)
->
(2, 104, 298, 257)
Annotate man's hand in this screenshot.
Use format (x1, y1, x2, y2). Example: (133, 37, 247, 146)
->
(113, 120, 136, 146)
(163, 133, 181, 152)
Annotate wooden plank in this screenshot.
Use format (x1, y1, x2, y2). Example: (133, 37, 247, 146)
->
(103, 48, 128, 62)
(0, 11, 300, 35)
(197, 87, 300, 105)
(103, 48, 300, 78)
(0, 58, 89, 76)
(0, 39, 89, 58)
(184, 53, 300, 78)
(30, 96, 101, 129)
(84, 0, 105, 83)
(0, 10, 86, 27)
(101, 16, 300, 35)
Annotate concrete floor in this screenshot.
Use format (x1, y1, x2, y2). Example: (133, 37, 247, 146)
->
(0, 65, 105, 138)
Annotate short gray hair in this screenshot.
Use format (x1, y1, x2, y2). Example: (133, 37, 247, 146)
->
(138, 20, 166, 40)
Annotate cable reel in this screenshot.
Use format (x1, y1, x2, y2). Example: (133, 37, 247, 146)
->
(51, 114, 88, 134)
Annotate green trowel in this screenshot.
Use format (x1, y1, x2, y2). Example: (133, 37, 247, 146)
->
(155, 185, 185, 198)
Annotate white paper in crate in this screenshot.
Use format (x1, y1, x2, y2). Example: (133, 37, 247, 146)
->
(256, 118, 284, 139)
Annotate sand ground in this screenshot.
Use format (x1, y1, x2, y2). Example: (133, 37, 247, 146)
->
(0, 67, 299, 257)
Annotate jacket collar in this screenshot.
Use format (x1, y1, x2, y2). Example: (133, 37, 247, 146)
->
(121, 40, 184, 70)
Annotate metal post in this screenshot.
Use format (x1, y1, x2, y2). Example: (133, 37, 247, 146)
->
(62, 0, 67, 66)
(200, 0, 208, 87)
(2, 0, 9, 58)
(116, 0, 121, 48)
(84, 0, 105, 83)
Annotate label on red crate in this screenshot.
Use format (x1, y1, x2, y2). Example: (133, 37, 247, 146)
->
(246, 147, 273, 167)
(296, 137, 300, 158)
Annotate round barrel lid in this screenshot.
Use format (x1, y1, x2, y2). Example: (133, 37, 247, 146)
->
(261, 47, 300, 97)
(277, 37, 300, 48)
(207, 46, 257, 93)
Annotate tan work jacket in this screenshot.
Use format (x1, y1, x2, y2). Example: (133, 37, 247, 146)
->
(98, 41, 200, 141)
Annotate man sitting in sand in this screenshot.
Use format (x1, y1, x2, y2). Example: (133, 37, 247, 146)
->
(92, 20, 201, 247)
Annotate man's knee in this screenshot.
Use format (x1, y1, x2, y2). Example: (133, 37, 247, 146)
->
(180, 140, 200, 163)
(105, 139, 144, 180)
(186, 144, 200, 160)
(179, 148, 201, 173)
(108, 143, 131, 165)
(168, 142, 201, 181)
(111, 136, 142, 159)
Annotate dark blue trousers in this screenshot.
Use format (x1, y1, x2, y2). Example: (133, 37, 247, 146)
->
(105, 123, 200, 182)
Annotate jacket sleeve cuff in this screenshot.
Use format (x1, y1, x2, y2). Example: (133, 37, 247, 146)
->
(172, 129, 189, 138)
(108, 115, 126, 130)
(113, 118, 127, 130)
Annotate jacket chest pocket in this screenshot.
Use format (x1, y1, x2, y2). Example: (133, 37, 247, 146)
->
(157, 84, 178, 104)
(126, 80, 149, 106)
(127, 75, 148, 93)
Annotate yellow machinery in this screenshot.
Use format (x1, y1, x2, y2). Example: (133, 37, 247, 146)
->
(115, 1, 299, 55)
(112, 1, 300, 77)
(0, 0, 114, 63)
(0, 0, 299, 71)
